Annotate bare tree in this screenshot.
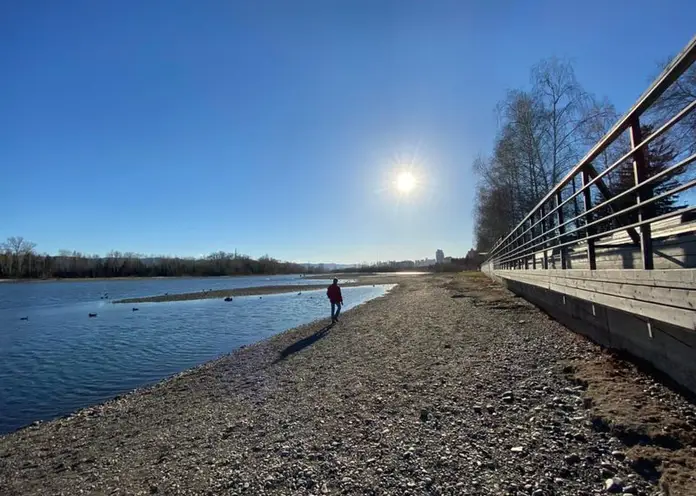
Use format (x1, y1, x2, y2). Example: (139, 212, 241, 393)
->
(0, 244, 10, 277)
(473, 58, 614, 253)
(531, 58, 604, 185)
(2, 236, 37, 277)
(649, 61, 696, 155)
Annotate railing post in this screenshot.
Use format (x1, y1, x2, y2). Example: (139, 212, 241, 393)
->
(629, 117, 654, 270)
(531, 214, 537, 269)
(515, 228, 520, 269)
(556, 191, 567, 269)
(524, 222, 530, 269)
(581, 168, 597, 270)
(540, 204, 549, 269)
(572, 176, 580, 230)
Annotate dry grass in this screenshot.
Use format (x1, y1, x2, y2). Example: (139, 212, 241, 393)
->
(571, 354, 696, 495)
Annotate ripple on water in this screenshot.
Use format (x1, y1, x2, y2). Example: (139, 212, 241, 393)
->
(0, 282, 394, 434)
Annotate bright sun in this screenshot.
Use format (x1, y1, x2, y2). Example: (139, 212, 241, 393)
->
(396, 171, 416, 193)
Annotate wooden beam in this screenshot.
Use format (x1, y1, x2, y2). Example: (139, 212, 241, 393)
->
(540, 204, 549, 269)
(495, 268, 696, 288)
(630, 118, 654, 270)
(581, 169, 597, 269)
(494, 269, 696, 330)
(556, 192, 567, 269)
(585, 164, 641, 245)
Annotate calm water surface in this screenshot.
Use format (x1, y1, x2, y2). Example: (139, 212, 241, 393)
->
(0, 275, 392, 434)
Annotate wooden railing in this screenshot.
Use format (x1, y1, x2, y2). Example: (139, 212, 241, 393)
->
(484, 35, 696, 272)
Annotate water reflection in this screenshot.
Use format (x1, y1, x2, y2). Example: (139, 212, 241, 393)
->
(0, 282, 393, 434)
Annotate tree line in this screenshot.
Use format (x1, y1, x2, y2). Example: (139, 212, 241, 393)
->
(0, 237, 310, 279)
(334, 250, 485, 274)
(473, 56, 695, 252)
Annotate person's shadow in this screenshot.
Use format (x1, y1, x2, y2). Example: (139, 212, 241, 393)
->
(275, 323, 334, 362)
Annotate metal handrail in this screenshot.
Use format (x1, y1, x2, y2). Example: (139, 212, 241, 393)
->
(494, 182, 696, 267)
(494, 207, 695, 268)
(493, 98, 696, 261)
(485, 34, 696, 271)
(494, 153, 696, 262)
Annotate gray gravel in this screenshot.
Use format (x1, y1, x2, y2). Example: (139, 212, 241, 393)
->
(0, 274, 689, 495)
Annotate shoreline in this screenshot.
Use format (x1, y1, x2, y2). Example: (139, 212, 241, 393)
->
(2, 273, 694, 494)
(113, 282, 384, 304)
(112, 274, 405, 304)
(0, 283, 399, 436)
(0, 273, 319, 284)
(2, 281, 398, 436)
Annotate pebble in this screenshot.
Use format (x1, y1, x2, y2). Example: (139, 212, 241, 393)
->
(605, 477, 623, 493)
(1, 277, 672, 496)
(601, 467, 616, 478)
(611, 450, 626, 460)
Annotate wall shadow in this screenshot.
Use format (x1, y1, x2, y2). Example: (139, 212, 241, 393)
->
(619, 245, 636, 269)
(654, 248, 689, 268)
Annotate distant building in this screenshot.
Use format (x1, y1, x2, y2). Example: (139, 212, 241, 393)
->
(436, 249, 444, 264)
(465, 249, 486, 267)
(414, 258, 436, 267)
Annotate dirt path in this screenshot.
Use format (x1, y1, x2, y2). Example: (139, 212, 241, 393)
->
(1, 274, 694, 495)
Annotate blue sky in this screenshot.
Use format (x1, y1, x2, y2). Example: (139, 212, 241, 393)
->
(1, 1, 694, 263)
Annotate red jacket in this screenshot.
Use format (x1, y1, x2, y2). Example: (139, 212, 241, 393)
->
(327, 284, 343, 304)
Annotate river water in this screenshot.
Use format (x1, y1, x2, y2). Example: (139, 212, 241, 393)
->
(0, 275, 392, 434)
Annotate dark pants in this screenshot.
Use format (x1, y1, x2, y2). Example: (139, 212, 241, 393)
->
(331, 302, 342, 321)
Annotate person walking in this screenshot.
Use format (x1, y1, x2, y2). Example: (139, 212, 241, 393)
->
(327, 278, 343, 323)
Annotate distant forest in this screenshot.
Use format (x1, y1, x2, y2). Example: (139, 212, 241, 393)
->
(0, 237, 310, 279)
(334, 251, 485, 273)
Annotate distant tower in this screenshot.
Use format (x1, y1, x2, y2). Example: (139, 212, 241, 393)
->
(436, 249, 444, 264)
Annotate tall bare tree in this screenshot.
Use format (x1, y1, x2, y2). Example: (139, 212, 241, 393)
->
(474, 58, 615, 252)
(2, 236, 37, 277)
(649, 61, 696, 155)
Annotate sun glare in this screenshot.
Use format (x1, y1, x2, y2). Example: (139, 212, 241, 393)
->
(396, 171, 416, 194)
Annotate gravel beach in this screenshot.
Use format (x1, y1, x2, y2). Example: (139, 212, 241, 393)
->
(1, 274, 694, 495)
